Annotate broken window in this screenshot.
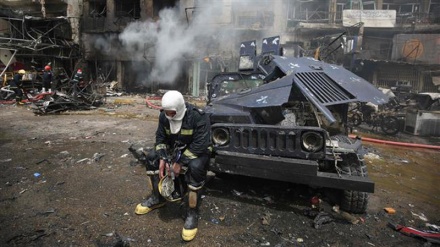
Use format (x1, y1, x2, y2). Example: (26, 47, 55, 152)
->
(233, 0, 275, 27)
(363, 1, 376, 10)
(430, 2, 440, 23)
(89, 0, 107, 17)
(383, 2, 419, 14)
(400, 4, 419, 13)
(287, 1, 329, 22)
(115, 0, 140, 19)
(344, 0, 362, 10)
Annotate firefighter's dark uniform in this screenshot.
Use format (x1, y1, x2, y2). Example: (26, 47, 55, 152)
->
(135, 102, 211, 241)
(71, 71, 83, 96)
(10, 73, 23, 103)
(154, 103, 211, 188)
(42, 71, 52, 92)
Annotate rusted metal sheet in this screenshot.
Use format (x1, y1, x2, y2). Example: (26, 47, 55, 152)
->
(391, 34, 440, 64)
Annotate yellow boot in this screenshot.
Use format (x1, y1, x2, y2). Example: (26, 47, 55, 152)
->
(135, 175, 166, 215)
(135, 200, 166, 214)
(182, 190, 199, 241)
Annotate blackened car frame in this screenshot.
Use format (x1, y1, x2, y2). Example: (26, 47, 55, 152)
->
(205, 36, 389, 213)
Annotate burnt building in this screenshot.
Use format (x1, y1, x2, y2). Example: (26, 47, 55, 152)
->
(0, 0, 80, 86)
(284, 0, 440, 93)
(1, 0, 439, 96)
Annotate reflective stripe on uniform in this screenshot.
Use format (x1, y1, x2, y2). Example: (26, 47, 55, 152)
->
(156, 144, 167, 151)
(165, 128, 192, 136)
(188, 182, 204, 191)
(146, 170, 159, 175)
(180, 129, 193, 135)
(183, 149, 198, 159)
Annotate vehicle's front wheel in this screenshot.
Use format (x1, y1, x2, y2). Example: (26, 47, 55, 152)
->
(339, 158, 369, 214)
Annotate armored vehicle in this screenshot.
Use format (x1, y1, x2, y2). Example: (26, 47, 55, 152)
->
(205, 36, 388, 213)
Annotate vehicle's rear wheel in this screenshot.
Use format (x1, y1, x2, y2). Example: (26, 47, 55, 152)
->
(349, 112, 362, 127)
(339, 159, 369, 214)
(381, 116, 400, 135)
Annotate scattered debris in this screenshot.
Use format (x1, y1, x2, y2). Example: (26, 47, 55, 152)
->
(339, 211, 360, 224)
(37, 208, 55, 216)
(310, 196, 321, 209)
(56, 151, 72, 160)
(232, 189, 243, 196)
(76, 158, 90, 164)
(263, 196, 273, 204)
(426, 224, 440, 232)
(388, 222, 440, 244)
(31, 92, 104, 115)
(411, 212, 428, 221)
(261, 212, 272, 225)
(384, 207, 396, 214)
(93, 153, 105, 162)
(313, 212, 334, 229)
(36, 159, 50, 165)
(364, 153, 381, 160)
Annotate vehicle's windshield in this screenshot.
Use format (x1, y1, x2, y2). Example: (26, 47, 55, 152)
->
(218, 79, 264, 96)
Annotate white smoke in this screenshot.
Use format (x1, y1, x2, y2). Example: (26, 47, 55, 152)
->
(92, 0, 279, 86)
(118, 3, 219, 84)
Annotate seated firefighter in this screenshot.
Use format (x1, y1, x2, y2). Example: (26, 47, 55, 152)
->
(135, 90, 212, 242)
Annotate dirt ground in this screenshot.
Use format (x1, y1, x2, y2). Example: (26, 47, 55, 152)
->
(0, 96, 439, 247)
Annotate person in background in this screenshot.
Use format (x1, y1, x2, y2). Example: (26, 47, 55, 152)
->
(10, 69, 26, 104)
(135, 90, 212, 242)
(42, 65, 52, 93)
(71, 68, 83, 97)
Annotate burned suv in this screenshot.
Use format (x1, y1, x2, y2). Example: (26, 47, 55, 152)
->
(205, 37, 388, 213)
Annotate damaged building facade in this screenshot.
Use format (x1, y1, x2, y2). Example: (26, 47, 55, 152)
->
(1, 0, 439, 97)
(285, 0, 440, 94)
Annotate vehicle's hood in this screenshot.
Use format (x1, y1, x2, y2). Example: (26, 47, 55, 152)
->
(270, 56, 389, 105)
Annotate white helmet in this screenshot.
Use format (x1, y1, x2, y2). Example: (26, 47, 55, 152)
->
(161, 90, 186, 134)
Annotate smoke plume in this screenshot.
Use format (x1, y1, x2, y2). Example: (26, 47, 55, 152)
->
(118, 3, 220, 85)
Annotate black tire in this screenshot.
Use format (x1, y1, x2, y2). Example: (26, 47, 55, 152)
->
(380, 116, 399, 136)
(349, 113, 362, 127)
(340, 159, 369, 214)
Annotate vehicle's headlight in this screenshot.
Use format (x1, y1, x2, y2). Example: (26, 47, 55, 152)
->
(301, 132, 323, 152)
(212, 128, 229, 146)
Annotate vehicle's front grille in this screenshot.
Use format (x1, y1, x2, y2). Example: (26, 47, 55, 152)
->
(212, 123, 326, 159)
(295, 72, 353, 105)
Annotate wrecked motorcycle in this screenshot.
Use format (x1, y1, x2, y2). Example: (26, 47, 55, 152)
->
(348, 102, 400, 135)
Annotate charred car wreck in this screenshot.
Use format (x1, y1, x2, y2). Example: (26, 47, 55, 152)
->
(205, 36, 389, 213)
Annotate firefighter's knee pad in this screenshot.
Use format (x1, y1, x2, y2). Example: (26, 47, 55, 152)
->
(187, 185, 203, 208)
